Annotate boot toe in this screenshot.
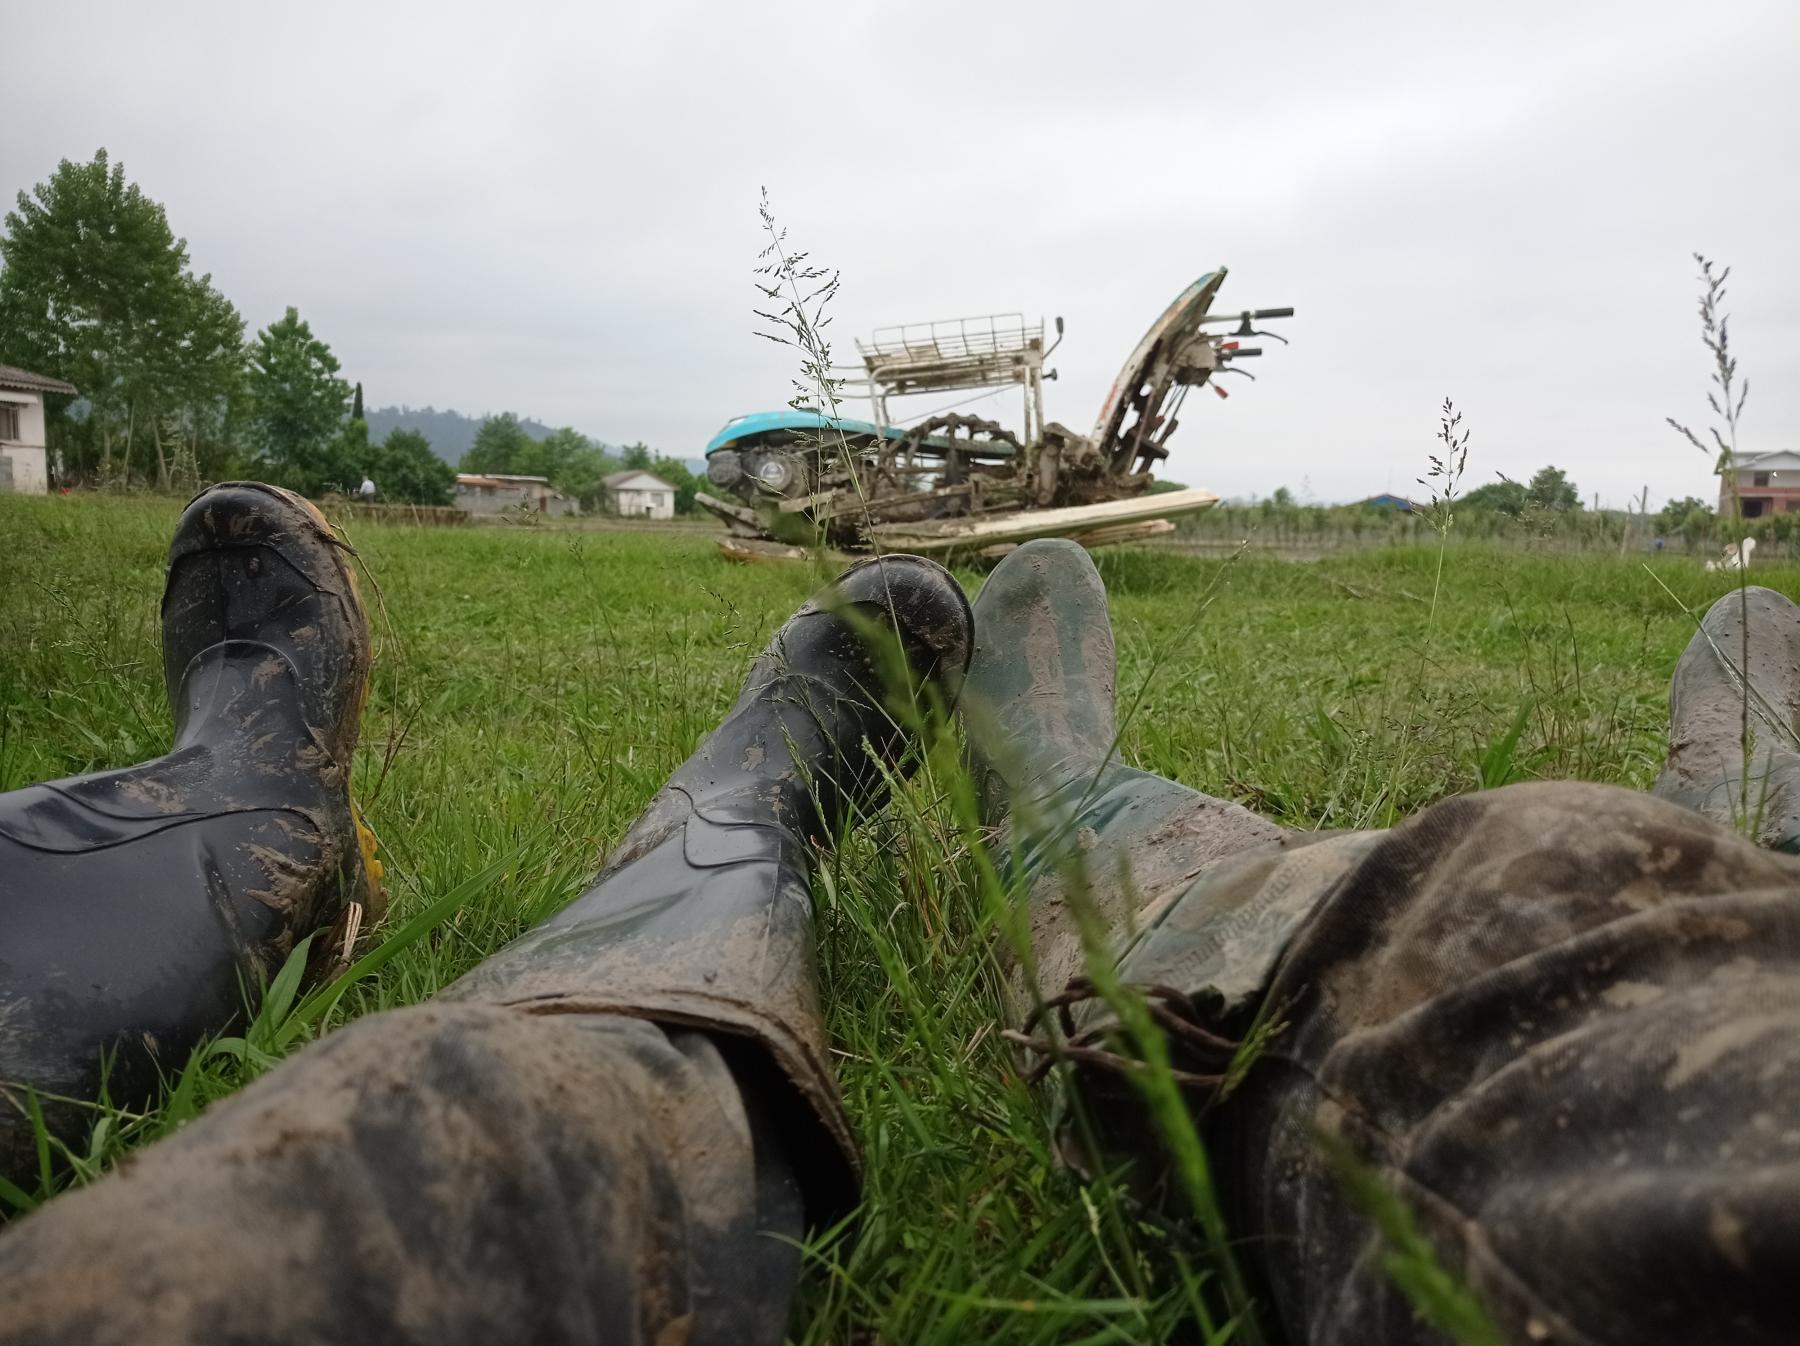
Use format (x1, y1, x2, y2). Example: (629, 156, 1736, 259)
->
(162, 482, 371, 764)
(831, 553, 975, 706)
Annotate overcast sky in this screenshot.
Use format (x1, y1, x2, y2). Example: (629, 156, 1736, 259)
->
(8, 1, 1798, 507)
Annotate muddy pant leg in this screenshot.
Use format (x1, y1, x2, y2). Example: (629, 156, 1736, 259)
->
(0, 1004, 803, 1346)
(1181, 782, 1800, 1346)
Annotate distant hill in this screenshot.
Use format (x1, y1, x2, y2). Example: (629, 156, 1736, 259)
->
(366, 405, 705, 475)
(365, 406, 558, 465)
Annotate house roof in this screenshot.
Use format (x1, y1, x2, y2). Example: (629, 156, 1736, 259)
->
(604, 470, 674, 490)
(0, 365, 77, 395)
(455, 473, 555, 489)
(1727, 450, 1800, 472)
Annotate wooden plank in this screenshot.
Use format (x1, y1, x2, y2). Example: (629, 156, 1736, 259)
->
(694, 491, 766, 533)
(869, 487, 1218, 554)
(716, 536, 854, 567)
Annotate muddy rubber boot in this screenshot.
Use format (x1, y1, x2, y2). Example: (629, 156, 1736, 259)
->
(445, 554, 973, 1222)
(960, 538, 1284, 1020)
(1654, 584, 1800, 852)
(0, 482, 382, 1176)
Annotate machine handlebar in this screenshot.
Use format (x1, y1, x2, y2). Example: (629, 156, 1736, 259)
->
(1202, 306, 1295, 325)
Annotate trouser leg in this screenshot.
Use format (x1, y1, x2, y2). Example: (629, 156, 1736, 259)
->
(0, 1003, 802, 1346)
(1123, 781, 1800, 1345)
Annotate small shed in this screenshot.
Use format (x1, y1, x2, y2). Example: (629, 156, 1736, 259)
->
(453, 473, 579, 517)
(604, 470, 676, 520)
(1358, 493, 1416, 512)
(0, 365, 78, 495)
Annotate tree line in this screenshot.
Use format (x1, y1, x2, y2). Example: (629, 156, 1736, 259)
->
(456, 414, 702, 514)
(0, 150, 691, 510)
(1190, 463, 1761, 554)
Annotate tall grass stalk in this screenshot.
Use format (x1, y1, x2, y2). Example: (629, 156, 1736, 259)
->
(1666, 253, 1756, 830)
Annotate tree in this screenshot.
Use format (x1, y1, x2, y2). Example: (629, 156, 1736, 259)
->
(650, 452, 702, 515)
(540, 428, 619, 506)
(460, 412, 537, 475)
(1271, 486, 1295, 508)
(246, 308, 351, 493)
(372, 428, 455, 505)
(1526, 466, 1582, 511)
(140, 273, 247, 487)
(335, 414, 373, 486)
(1464, 478, 1529, 516)
(0, 149, 245, 486)
(1655, 496, 1712, 535)
(621, 442, 652, 470)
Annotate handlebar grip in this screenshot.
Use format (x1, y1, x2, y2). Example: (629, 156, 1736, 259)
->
(1252, 307, 1294, 320)
(1224, 346, 1263, 357)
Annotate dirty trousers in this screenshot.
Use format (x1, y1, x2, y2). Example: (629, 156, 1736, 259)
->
(0, 1005, 803, 1346)
(2, 782, 1798, 1344)
(1085, 781, 1800, 1345)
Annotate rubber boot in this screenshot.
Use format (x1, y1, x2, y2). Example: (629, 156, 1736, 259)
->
(445, 553, 973, 1222)
(1655, 585, 1800, 852)
(0, 482, 382, 1177)
(960, 538, 1284, 1022)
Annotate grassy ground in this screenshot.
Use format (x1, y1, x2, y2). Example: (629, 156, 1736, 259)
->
(0, 492, 1787, 1342)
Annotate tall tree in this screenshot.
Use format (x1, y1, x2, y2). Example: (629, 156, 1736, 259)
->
(460, 413, 536, 474)
(1526, 466, 1581, 512)
(1464, 478, 1529, 516)
(0, 149, 245, 485)
(649, 452, 701, 515)
(140, 273, 247, 487)
(373, 428, 455, 505)
(246, 308, 351, 493)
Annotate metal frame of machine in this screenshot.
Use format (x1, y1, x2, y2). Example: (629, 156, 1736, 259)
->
(697, 267, 1292, 558)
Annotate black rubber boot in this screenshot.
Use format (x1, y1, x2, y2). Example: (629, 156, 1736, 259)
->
(959, 538, 1283, 1019)
(1655, 584, 1800, 852)
(445, 553, 973, 1222)
(0, 482, 381, 1177)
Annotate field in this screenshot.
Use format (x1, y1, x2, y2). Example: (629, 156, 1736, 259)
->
(0, 492, 1784, 1343)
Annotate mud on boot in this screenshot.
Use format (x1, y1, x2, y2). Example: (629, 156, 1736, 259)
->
(960, 538, 1284, 1018)
(0, 482, 382, 1176)
(1655, 585, 1800, 852)
(446, 553, 973, 1224)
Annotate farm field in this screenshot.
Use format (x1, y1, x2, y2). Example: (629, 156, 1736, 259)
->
(0, 492, 1788, 1343)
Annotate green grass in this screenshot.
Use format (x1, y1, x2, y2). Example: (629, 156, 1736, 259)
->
(0, 492, 1786, 1342)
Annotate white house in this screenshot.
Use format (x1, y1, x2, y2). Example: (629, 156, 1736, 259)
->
(1718, 450, 1800, 519)
(604, 469, 676, 520)
(0, 365, 77, 495)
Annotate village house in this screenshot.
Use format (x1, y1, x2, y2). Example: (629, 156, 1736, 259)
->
(603, 469, 676, 520)
(453, 472, 579, 516)
(0, 365, 77, 495)
(1719, 450, 1800, 519)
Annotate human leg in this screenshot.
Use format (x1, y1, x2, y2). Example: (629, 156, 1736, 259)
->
(967, 549, 1800, 1344)
(0, 483, 381, 1178)
(960, 538, 1284, 1014)
(1213, 781, 1800, 1345)
(0, 1005, 803, 1346)
(0, 551, 972, 1344)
